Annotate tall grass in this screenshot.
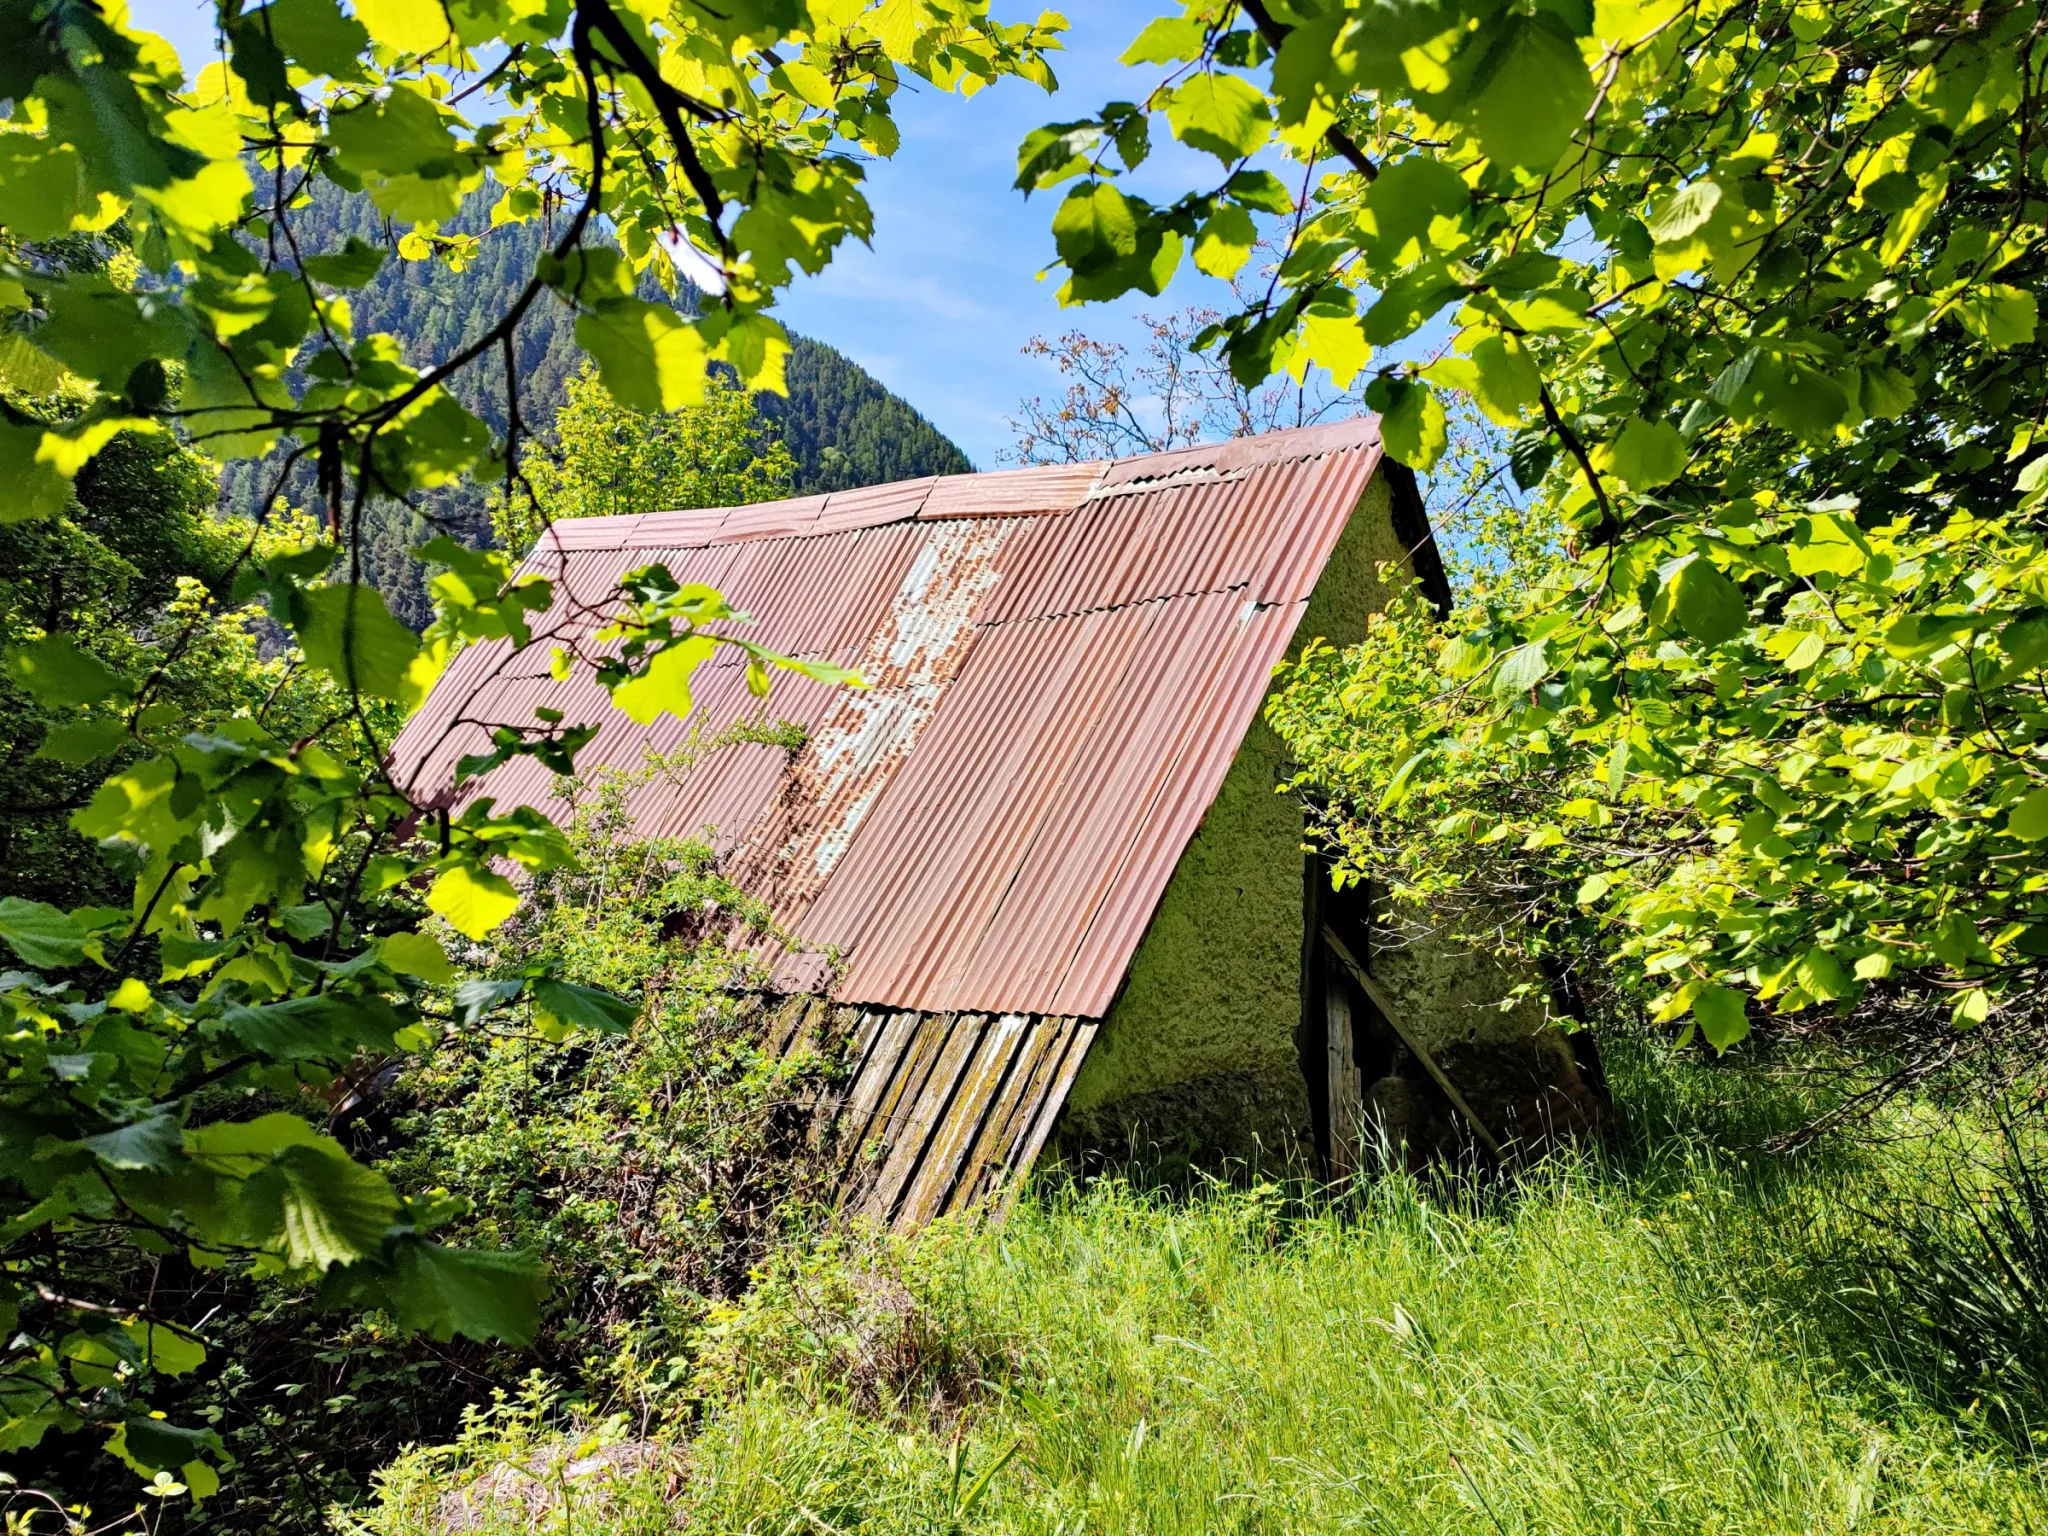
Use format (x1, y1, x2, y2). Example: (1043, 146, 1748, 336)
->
(356, 1040, 2048, 1534)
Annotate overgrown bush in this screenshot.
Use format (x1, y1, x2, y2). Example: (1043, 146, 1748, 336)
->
(23, 748, 851, 1535)
(332, 1377, 686, 1536)
(690, 1225, 1000, 1420)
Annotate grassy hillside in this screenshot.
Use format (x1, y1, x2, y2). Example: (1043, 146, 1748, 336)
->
(347, 1039, 2048, 1535)
(218, 185, 970, 624)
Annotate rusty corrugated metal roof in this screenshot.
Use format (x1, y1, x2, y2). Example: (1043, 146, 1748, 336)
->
(391, 417, 1390, 1020)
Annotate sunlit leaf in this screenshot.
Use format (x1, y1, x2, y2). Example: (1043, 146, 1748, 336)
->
(427, 862, 520, 940)
(576, 300, 708, 414)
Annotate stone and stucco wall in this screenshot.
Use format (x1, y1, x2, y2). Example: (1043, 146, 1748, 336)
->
(1059, 473, 1407, 1162)
(1059, 469, 1602, 1169)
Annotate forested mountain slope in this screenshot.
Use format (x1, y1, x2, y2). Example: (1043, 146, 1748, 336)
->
(218, 186, 970, 624)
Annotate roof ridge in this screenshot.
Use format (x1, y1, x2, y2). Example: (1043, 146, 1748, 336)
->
(531, 420, 1377, 555)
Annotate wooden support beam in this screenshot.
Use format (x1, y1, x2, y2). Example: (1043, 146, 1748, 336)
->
(1321, 925, 1508, 1162)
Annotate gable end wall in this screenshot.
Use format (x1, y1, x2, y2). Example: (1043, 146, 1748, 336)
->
(1057, 470, 1411, 1163)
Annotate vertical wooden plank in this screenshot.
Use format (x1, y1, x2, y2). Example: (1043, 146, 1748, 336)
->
(862, 1014, 990, 1223)
(1327, 984, 1360, 1177)
(992, 1019, 1098, 1219)
(945, 1016, 1063, 1215)
(763, 993, 811, 1057)
(897, 1013, 1030, 1227)
(841, 1010, 963, 1208)
(829, 1010, 924, 1186)
(787, 996, 831, 1057)
(803, 1008, 875, 1152)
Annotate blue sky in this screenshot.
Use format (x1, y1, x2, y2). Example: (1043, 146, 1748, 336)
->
(127, 2, 1252, 469)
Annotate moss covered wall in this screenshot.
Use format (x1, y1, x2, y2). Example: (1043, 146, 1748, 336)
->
(1061, 474, 1408, 1159)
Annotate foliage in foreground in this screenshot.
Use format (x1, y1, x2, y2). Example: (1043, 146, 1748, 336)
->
(1, 0, 1061, 1491)
(1039, 1, 2048, 1062)
(15, 759, 846, 1533)
(351, 1043, 2048, 1536)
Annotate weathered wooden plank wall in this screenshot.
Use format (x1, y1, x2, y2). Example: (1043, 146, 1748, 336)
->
(759, 995, 1097, 1228)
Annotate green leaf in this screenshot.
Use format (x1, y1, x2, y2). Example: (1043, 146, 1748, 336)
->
(1014, 120, 1102, 191)
(0, 135, 92, 242)
(610, 633, 718, 725)
(1363, 264, 1466, 347)
(71, 755, 182, 848)
(715, 312, 791, 394)
(1120, 16, 1207, 64)
(1192, 202, 1257, 279)
(0, 332, 71, 395)
(530, 979, 640, 1036)
(122, 1321, 205, 1379)
(1786, 513, 1870, 578)
(1466, 16, 1595, 169)
(1691, 985, 1750, 1050)
(159, 933, 231, 981)
(1669, 555, 1746, 645)
(0, 418, 76, 523)
(1645, 180, 1723, 245)
(1509, 428, 1556, 491)
(350, 0, 453, 56)
(220, 995, 392, 1061)
(1224, 168, 1292, 215)
(33, 717, 131, 764)
(1607, 418, 1686, 489)
(1439, 634, 1491, 678)
(188, 1112, 323, 1163)
(278, 904, 333, 940)
(1051, 181, 1139, 270)
(268, 0, 371, 79)
(380, 1239, 546, 1346)
(112, 1418, 222, 1477)
(1378, 750, 1428, 811)
(380, 930, 455, 986)
(1491, 639, 1551, 699)
(6, 633, 131, 706)
(241, 1142, 399, 1269)
(1955, 285, 2036, 349)
(453, 977, 525, 1024)
(1164, 72, 1272, 162)
(300, 235, 387, 287)
(1377, 377, 1447, 469)
(427, 863, 520, 941)
(1429, 334, 1539, 426)
(1292, 310, 1370, 390)
(2006, 786, 2048, 840)
(1795, 947, 1853, 1002)
(0, 897, 91, 969)
(85, 1109, 184, 1171)
(1360, 156, 1471, 264)
(295, 584, 429, 707)
(575, 300, 708, 414)
(379, 389, 493, 490)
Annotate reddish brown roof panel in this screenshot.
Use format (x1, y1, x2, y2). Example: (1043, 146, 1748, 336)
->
(390, 417, 1388, 1019)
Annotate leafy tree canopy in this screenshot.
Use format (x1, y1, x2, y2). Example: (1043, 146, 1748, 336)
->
(0, 0, 1060, 1495)
(490, 362, 796, 553)
(1040, 2, 2048, 1055)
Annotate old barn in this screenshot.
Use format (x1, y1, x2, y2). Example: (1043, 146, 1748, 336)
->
(393, 418, 1598, 1227)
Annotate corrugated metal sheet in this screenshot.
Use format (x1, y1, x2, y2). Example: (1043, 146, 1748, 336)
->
(392, 415, 1388, 1011)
